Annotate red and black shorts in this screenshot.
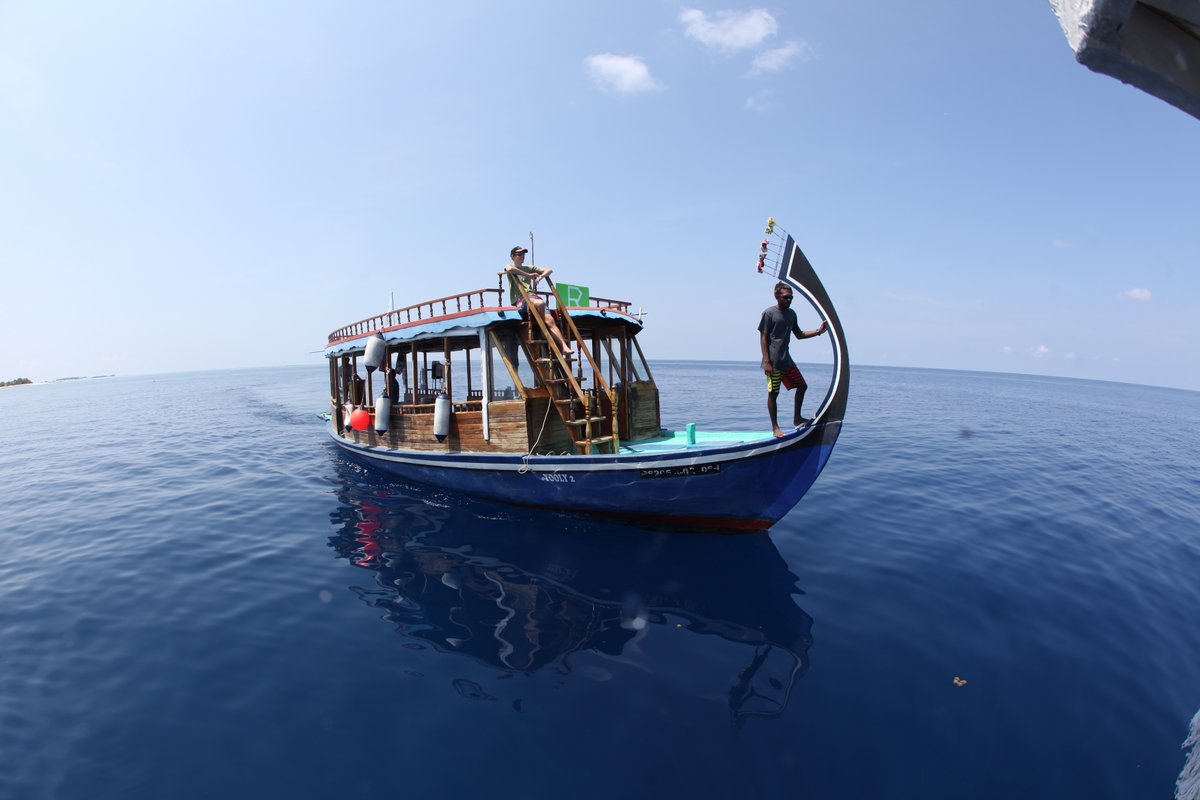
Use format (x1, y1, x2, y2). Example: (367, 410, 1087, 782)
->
(766, 366, 806, 393)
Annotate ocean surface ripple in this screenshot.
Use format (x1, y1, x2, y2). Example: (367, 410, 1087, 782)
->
(1, 364, 1197, 799)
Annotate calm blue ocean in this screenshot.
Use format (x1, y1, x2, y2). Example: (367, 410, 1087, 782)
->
(1, 363, 1198, 799)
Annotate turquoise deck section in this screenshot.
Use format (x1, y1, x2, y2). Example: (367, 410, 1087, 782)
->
(618, 430, 771, 454)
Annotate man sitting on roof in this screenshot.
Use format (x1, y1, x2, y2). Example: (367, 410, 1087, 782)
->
(504, 246, 574, 357)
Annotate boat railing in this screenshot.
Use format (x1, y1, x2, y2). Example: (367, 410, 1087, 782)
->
(327, 286, 635, 345)
(401, 400, 484, 414)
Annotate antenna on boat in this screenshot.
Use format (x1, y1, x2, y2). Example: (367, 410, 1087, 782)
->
(529, 231, 535, 264)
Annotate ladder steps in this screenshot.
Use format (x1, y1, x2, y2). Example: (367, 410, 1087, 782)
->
(515, 303, 615, 453)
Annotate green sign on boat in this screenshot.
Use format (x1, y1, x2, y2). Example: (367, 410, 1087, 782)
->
(555, 283, 590, 307)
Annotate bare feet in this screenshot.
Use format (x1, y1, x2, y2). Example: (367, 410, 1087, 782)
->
(795, 417, 812, 427)
(772, 427, 786, 438)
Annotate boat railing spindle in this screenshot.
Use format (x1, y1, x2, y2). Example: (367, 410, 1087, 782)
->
(326, 287, 632, 346)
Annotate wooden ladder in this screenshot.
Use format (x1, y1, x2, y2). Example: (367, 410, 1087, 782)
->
(511, 275, 619, 455)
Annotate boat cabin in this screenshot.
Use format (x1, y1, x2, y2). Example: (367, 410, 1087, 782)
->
(326, 279, 662, 456)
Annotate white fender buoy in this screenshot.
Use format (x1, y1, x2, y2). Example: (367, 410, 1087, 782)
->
(433, 393, 451, 442)
(363, 334, 386, 373)
(374, 395, 391, 433)
(342, 402, 354, 429)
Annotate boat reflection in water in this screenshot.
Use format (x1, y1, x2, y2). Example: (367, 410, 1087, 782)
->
(327, 463, 815, 727)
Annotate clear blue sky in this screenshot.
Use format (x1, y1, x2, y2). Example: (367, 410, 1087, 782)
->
(2, 1, 1197, 390)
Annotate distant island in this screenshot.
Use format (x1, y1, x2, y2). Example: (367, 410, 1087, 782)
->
(1, 375, 115, 388)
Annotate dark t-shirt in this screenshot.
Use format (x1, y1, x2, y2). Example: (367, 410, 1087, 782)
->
(758, 305, 801, 370)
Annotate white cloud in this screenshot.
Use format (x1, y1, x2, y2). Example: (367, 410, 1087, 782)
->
(680, 8, 778, 52)
(1032, 345, 1050, 358)
(751, 40, 814, 73)
(1118, 287, 1152, 301)
(1002, 346, 1013, 354)
(584, 54, 662, 95)
(745, 88, 776, 113)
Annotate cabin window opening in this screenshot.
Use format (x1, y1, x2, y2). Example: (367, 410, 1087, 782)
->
(384, 347, 406, 402)
(348, 356, 365, 406)
(486, 328, 526, 400)
(329, 357, 344, 433)
(599, 336, 631, 387)
(631, 336, 655, 383)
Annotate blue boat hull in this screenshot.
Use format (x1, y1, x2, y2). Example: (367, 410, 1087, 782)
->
(328, 420, 839, 531)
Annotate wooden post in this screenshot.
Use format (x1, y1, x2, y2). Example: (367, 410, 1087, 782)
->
(480, 328, 491, 440)
(465, 346, 473, 398)
(411, 343, 419, 405)
(329, 356, 340, 433)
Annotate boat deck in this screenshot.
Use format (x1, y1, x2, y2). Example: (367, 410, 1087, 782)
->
(619, 430, 771, 454)
(321, 413, 774, 456)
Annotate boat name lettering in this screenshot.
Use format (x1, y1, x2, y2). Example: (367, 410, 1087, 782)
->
(537, 473, 576, 483)
(639, 464, 722, 480)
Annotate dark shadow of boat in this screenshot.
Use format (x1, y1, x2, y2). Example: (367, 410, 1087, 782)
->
(325, 455, 815, 727)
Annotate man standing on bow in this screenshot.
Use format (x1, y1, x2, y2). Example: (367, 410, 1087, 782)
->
(759, 281, 827, 438)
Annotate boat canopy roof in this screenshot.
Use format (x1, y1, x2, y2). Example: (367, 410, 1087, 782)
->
(325, 286, 641, 357)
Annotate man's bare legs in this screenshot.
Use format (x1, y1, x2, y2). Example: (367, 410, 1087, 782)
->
(529, 297, 573, 355)
(767, 391, 784, 438)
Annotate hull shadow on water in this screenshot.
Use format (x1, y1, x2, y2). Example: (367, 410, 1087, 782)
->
(325, 450, 815, 728)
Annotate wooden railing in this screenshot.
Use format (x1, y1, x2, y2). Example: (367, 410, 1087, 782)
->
(327, 286, 635, 345)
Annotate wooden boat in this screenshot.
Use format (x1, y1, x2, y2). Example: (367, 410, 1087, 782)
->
(324, 221, 849, 531)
